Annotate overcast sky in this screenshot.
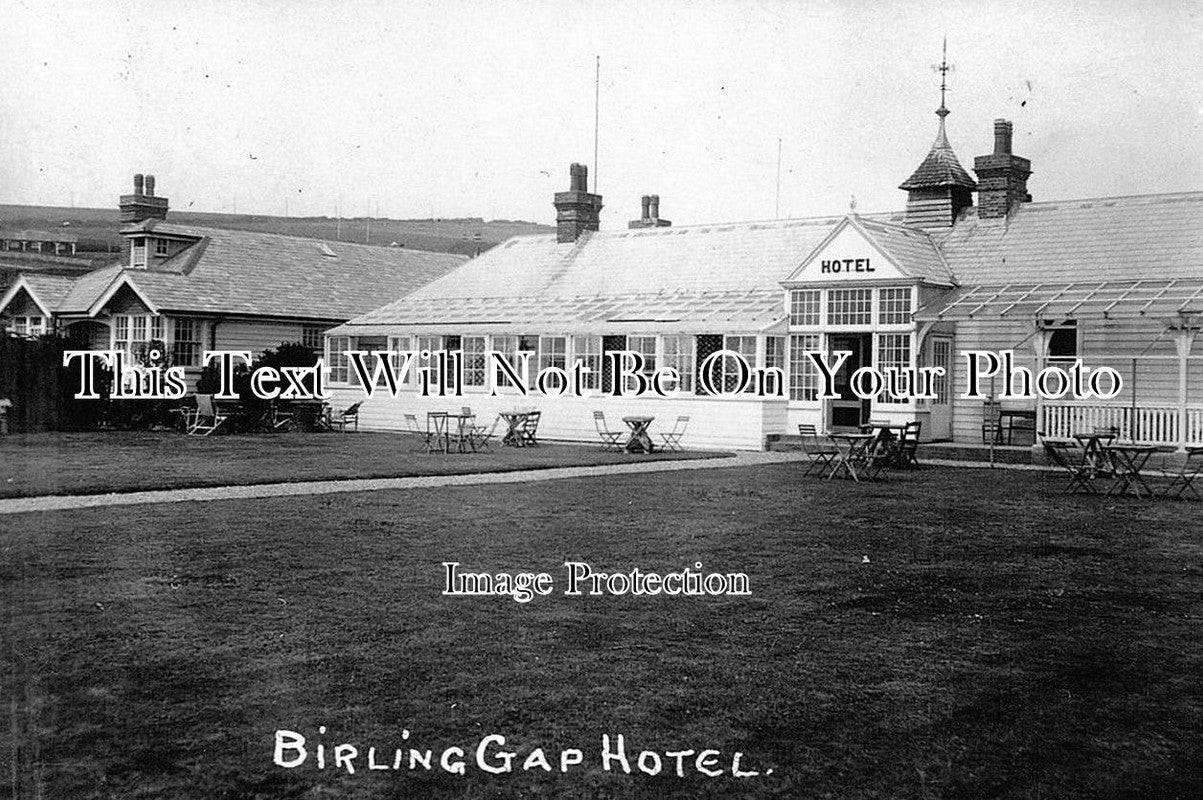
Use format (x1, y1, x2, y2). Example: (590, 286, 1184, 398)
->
(2, 0, 1200, 229)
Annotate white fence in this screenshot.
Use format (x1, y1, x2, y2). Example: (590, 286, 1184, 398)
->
(1042, 403, 1203, 448)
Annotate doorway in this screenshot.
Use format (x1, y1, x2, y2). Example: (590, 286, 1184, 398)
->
(827, 333, 872, 430)
(927, 336, 953, 440)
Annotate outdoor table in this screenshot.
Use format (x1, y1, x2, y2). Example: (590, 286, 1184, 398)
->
(498, 411, 531, 447)
(292, 400, 329, 432)
(859, 422, 906, 467)
(1104, 444, 1159, 498)
(446, 411, 476, 453)
(1073, 431, 1117, 478)
(826, 433, 879, 482)
(996, 409, 1037, 445)
(622, 415, 656, 453)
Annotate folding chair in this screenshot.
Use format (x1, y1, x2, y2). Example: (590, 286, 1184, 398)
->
(982, 400, 1002, 444)
(897, 420, 922, 469)
(519, 410, 541, 446)
(593, 411, 624, 451)
(1042, 439, 1097, 494)
(1164, 446, 1203, 500)
(658, 416, 690, 452)
(471, 416, 501, 451)
(797, 424, 837, 477)
(403, 413, 430, 452)
(426, 411, 449, 453)
(187, 394, 229, 436)
(327, 401, 362, 432)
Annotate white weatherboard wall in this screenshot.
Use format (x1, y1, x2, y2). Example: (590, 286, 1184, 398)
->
(324, 387, 782, 451)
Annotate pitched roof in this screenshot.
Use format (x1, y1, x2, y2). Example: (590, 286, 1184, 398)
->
(916, 278, 1203, 322)
(784, 215, 953, 285)
(938, 191, 1203, 285)
(331, 215, 863, 335)
(0, 273, 79, 316)
(336, 190, 1203, 336)
(56, 221, 467, 320)
(899, 119, 977, 191)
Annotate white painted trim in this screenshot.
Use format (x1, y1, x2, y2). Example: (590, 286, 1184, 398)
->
(87, 273, 160, 318)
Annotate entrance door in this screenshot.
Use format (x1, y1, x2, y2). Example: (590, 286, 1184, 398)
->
(927, 336, 953, 440)
(828, 333, 872, 430)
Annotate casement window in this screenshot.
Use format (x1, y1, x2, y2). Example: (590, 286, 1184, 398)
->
(789, 333, 821, 401)
(412, 335, 442, 389)
(112, 314, 163, 356)
(301, 325, 324, 350)
(462, 336, 488, 387)
(1046, 320, 1079, 362)
(827, 288, 872, 326)
(878, 287, 912, 325)
(386, 335, 414, 385)
(171, 318, 202, 367)
(764, 336, 786, 396)
(9, 316, 45, 336)
(538, 336, 567, 373)
(154, 238, 169, 257)
(571, 335, 601, 390)
(626, 335, 657, 393)
(723, 335, 757, 393)
(876, 333, 911, 401)
(661, 335, 695, 393)
(131, 238, 148, 268)
(327, 335, 350, 383)
(789, 289, 821, 327)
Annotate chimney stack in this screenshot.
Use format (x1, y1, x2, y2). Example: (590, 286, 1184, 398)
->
(554, 163, 603, 243)
(974, 119, 1032, 219)
(120, 172, 169, 223)
(628, 193, 673, 229)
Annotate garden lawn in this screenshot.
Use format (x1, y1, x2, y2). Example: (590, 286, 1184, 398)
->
(2, 464, 1201, 798)
(0, 431, 724, 498)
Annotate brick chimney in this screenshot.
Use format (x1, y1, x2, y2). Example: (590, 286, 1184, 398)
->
(553, 163, 603, 243)
(974, 120, 1032, 219)
(628, 193, 672, 229)
(120, 173, 169, 223)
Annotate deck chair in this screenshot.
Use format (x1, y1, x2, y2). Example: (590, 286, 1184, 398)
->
(897, 420, 922, 469)
(658, 416, 690, 452)
(798, 424, 837, 477)
(982, 401, 1002, 444)
(1042, 439, 1097, 494)
(1164, 446, 1203, 500)
(471, 416, 501, 451)
(519, 410, 542, 446)
(188, 394, 228, 436)
(403, 413, 430, 452)
(593, 411, 624, 451)
(327, 401, 362, 432)
(425, 411, 450, 453)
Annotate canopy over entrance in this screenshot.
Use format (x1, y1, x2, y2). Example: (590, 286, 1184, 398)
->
(916, 279, 1203, 323)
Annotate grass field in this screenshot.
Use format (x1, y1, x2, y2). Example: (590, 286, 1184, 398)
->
(3, 459, 1202, 798)
(0, 431, 724, 498)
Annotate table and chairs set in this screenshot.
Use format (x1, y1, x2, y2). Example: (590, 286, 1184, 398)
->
(592, 411, 689, 454)
(1042, 428, 1202, 499)
(170, 395, 361, 436)
(799, 420, 923, 482)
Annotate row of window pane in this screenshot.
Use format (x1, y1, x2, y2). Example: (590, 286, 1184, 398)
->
(789, 287, 912, 326)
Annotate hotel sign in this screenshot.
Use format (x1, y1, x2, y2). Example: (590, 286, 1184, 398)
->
(820, 258, 875, 274)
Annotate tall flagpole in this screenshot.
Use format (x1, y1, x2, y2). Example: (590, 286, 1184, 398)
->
(594, 55, 600, 192)
(775, 137, 782, 219)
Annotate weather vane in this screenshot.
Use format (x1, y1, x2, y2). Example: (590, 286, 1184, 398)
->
(932, 36, 954, 118)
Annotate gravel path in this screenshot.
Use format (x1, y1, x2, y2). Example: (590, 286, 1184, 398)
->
(0, 451, 812, 515)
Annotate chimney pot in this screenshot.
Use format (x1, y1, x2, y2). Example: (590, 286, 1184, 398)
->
(134, 174, 144, 195)
(569, 163, 588, 192)
(649, 195, 660, 220)
(145, 175, 155, 197)
(640, 195, 651, 221)
(993, 119, 1013, 155)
